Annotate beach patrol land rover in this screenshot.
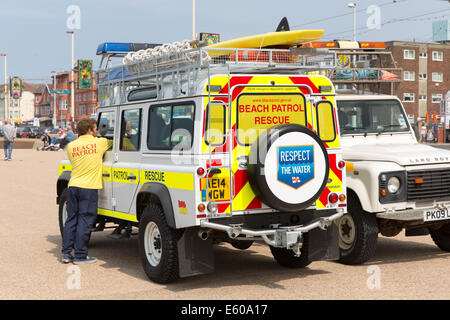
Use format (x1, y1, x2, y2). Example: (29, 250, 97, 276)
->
(336, 94, 450, 264)
(57, 41, 347, 283)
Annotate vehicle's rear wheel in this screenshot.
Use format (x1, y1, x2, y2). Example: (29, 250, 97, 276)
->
(269, 234, 311, 268)
(337, 193, 378, 265)
(139, 203, 181, 284)
(430, 222, 450, 251)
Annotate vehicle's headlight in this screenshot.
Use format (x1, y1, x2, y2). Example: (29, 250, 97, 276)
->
(387, 176, 401, 194)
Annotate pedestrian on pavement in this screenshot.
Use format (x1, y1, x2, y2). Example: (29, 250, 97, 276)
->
(3, 120, 16, 161)
(426, 128, 434, 143)
(421, 122, 426, 143)
(61, 118, 112, 264)
(59, 127, 75, 149)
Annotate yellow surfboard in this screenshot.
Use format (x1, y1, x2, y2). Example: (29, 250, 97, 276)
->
(207, 30, 324, 57)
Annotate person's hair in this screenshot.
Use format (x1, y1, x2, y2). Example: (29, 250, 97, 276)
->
(77, 118, 97, 135)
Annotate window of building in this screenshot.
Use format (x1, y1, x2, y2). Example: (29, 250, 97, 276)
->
(432, 72, 443, 82)
(432, 94, 443, 103)
(404, 49, 415, 60)
(404, 71, 415, 81)
(403, 93, 415, 102)
(419, 52, 427, 59)
(419, 73, 427, 80)
(419, 95, 427, 101)
(60, 99, 67, 110)
(432, 51, 443, 61)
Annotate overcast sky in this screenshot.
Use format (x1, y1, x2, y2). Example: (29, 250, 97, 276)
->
(0, 0, 449, 82)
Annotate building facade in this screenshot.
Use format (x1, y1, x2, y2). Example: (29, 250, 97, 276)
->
(36, 71, 98, 128)
(33, 85, 53, 127)
(1, 82, 42, 124)
(385, 41, 450, 122)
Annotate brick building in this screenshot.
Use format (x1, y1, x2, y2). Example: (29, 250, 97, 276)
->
(33, 85, 52, 127)
(384, 41, 450, 122)
(34, 71, 98, 128)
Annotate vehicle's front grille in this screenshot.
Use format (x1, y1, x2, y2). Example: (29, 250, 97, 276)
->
(407, 168, 450, 201)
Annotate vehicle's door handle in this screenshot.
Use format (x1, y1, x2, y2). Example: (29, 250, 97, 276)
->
(103, 172, 110, 178)
(127, 174, 137, 180)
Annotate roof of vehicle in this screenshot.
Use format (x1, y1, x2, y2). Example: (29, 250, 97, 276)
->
(336, 94, 399, 101)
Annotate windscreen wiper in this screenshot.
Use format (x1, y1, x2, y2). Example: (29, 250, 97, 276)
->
(376, 124, 402, 136)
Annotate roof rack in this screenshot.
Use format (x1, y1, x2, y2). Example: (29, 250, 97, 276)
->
(95, 44, 403, 106)
(96, 46, 337, 106)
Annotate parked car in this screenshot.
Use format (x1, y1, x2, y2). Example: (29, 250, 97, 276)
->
(21, 127, 33, 138)
(16, 127, 25, 138)
(31, 126, 44, 139)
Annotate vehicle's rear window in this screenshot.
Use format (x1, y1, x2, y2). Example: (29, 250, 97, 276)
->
(236, 93, 307, 145)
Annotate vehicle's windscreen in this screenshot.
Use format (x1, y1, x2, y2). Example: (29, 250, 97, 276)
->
(236, 93, 306, 145)
(337, 99, 410, 134)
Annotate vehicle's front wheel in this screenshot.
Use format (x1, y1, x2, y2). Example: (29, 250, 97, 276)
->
(139, 203, 181, 284)
(337, 193, 378, 265)
(430, 222, 450, 251)
(269, 234, 311, 268)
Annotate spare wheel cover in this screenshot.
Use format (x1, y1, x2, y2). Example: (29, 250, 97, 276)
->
(247, 124, 329, 212)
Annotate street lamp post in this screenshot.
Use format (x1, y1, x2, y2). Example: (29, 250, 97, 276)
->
(348, 2, 357, 42)
(51, 71, 57, 128)
(192, 0, 196, 40)
(66, 30, 75, 129)
(0, 53, 8, 121)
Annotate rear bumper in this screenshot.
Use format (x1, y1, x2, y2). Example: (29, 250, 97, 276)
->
(200, 209, 345, 252)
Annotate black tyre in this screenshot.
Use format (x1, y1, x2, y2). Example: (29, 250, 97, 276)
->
(58, 188, 68, 236)
(269, 234, 311, 268)
(139, 203, 181, 284)
(230, 240, 254, 250)
(430, 222, 450, 252)
(337, 193, 378, 265)
(247, 124, 329, 212)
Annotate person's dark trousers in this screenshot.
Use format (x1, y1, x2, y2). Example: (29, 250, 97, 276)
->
(62, 187, 98, 259)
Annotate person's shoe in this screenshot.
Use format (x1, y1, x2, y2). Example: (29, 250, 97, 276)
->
(61, 253, 74, 264)
(73, 256, 97, 265)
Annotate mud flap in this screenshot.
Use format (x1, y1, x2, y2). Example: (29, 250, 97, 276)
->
(307, 223, 339, 261)
(177, 227, 215, 278)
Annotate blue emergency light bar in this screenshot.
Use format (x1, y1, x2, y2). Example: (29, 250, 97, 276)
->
(96, 42, 161, 56)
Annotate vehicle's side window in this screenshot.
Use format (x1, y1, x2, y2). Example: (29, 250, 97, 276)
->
(205, 103, 226, 146)
(120, 109, 141, 151)
(148, 103, 195, 150)
(316, 101, 336, 142)
(98, 111, 115, 140)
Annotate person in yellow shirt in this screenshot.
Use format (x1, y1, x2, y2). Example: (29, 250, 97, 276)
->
(61, 118, 113, 264)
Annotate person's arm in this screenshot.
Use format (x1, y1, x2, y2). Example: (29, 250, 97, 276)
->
(99, 137, 113, 154)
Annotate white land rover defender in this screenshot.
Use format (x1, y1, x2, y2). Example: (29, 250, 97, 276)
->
(56, 42, 347, 283)
(336, 94, 450, 264)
